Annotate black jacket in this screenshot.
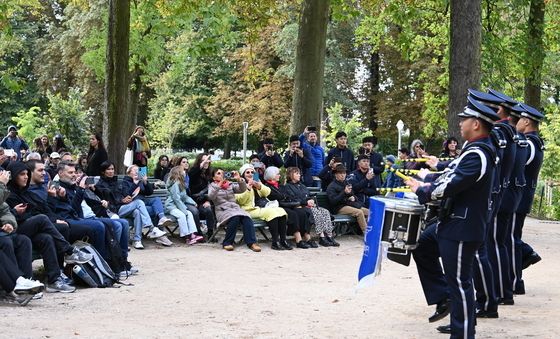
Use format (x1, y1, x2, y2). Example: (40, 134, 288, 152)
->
(86, 148, 108, 176)
(325, 179, 361, 213)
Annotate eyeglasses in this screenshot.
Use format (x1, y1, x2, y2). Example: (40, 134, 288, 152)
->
(415, 145, 423, 148)
(246, 171, 255, 174)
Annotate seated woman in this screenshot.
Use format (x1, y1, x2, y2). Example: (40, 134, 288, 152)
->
(235, 164, 289, 251)
(283, 167, 338, 247)
(94, 161, 170, 249)
(189, 153, 217, 239)
(262, 166, 311, 249)
(154, 155, 171, 181)
(207, 168, 261, 252)
(165, 166, 203, 245)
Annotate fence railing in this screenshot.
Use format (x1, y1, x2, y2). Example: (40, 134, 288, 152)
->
(531, 179, 560, 220)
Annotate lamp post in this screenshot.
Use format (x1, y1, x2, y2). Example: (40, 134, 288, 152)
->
(242, 122, 249, 163)
(396, 119, 404, 151)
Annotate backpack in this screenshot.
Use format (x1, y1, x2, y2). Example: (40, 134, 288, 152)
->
(68, 241, 118, 288)
(99, 219, 126, 274)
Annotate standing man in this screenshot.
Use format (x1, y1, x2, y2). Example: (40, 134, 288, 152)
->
(258, 138, 284, 168)
(347, 154, 378, 208)
(407, 97, 498, 338)
(284, 135, 312, 185)
(0, 126, 29, 161)
(360, 136, 384, 188)
(512, 103, 545, 295)
(300, 127, 325, 188)
(325, 131, 354, 172)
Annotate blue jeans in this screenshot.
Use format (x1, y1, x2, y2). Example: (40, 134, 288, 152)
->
(118, 200, 153, 241)
(223, 216, 257, 246)
(143, 197, 165, 220)
(68, 219, 106, 258)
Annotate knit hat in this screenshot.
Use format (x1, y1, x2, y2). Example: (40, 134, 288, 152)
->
(7, 161, 30, 190)
(263, 166, 280, 181)
(386, 155, 396, 164)
(239, 163, 255, 176)
(7, 125, 17, 133)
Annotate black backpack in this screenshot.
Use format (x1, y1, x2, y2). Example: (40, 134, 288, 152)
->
(68, 241, 118, 288)
(99, 219, 126, 274)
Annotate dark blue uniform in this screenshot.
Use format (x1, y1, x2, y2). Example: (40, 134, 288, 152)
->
(512, 131, 544, 293)
(415, 136, 496, 339)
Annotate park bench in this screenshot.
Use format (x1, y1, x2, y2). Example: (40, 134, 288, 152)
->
(314, 192, 359, 236)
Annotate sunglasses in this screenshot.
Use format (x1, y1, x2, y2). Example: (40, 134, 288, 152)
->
(245, 171, 255, 174)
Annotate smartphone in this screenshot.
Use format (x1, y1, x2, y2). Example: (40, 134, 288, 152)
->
(307, 126, 317, 132)
(252, 171, 260, 182)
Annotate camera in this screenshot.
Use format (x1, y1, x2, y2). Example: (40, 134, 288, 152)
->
(224, 171, 234, 179)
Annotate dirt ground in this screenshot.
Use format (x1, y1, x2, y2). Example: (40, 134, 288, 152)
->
(1, 217, 559, 338)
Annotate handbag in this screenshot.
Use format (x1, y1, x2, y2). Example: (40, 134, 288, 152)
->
(123, 149, 133, 167)
(254, 188, 270, 208)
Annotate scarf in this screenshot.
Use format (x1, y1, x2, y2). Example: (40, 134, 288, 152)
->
(266, 180, 279, 189)
(134, 134, 150, 153)
(215, 180, 230, 190)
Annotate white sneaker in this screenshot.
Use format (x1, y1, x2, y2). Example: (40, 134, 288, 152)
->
(133, 240, 144, 249)
(155, 235, 173, 247)
(14, 278, 45, 294)
(147, 227, 167, 239)
(158, 217, 173, 227)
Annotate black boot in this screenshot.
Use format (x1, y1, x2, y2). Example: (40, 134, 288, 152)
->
(326, 236, 340, 247)
(280, 240, 293, 250)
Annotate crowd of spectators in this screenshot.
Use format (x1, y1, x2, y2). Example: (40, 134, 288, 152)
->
(0, 124, 458, 305)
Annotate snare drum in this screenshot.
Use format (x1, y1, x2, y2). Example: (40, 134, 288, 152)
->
(372, 196, 424, 266)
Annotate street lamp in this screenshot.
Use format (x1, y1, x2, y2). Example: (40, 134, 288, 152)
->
(242, 122, 249, 163)
(396, 120, 404, 151)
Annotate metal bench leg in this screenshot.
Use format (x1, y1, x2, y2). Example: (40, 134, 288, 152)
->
(257, 227, 270, 241)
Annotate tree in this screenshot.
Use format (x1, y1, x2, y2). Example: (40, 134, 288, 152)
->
(524, 0, 545, 108)
(448, 0, 482, 140)
(290, 0, 330, 136)
(104, 0, 132, 172)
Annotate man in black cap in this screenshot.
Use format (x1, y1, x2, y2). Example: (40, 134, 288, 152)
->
(347, 154, 378, 208)
(325, 164, 369, 233)
(283, 135, 312, 178)
(360, 136, 384, 188)
(325, 131, 354, 172)
(511, 103, 545, 295)
(258, 138, 284, 168)
(407, 96, 498, 338)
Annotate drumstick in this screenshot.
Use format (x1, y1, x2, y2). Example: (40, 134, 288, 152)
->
(377, 187, 412, 193)
(401, 157, 453, 162)
(386, 165, 411, 181)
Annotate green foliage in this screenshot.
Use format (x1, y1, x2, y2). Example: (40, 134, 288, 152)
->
(12, 106, 45, 142)
(45, 88, 90, 152)
(323, 103, 372, 152)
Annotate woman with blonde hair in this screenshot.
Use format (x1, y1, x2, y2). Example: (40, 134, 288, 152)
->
(165, 166, 203, 245)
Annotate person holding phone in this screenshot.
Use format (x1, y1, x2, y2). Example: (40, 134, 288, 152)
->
(326, 164, 369, 233)
(235, 164, 289, 250)
(299, 126, 325, 187)
(127, 126, 151, 177)
(258, 138, 284, 168)
(207, 168, 260, 252)
(347, 154, 378, 208)
(283, 135, 312, 179)
(0, 126, 29, 161)
(189, 153, 217, 240)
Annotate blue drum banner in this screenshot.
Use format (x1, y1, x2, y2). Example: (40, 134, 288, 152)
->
(357, 197, 385, 288)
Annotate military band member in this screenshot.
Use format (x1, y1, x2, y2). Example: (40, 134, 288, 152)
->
(408, 97, 498, 338)
(511, 103, 545, 295)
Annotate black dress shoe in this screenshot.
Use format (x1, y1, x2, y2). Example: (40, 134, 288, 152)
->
(280, 241, 293, 250)
(307, 240, 318, 248)
(271, 242, 284, 251)
(513, 287, 525, 295)
(319, 237, 332, 247)
(429, 300, 450, 323)
(326, 236, 340, 247)
(436, 324, 451, 334)
(498, 298, 514, 305)
(476, 309, 499, 318)
(522, 252, 541, 270)
(296, 241, 310, 249)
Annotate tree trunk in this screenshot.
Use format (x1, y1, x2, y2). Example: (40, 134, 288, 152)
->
(103, 0, 132, 173)
(448, 0, 482, 140)
(223, 136, 231, 160)
(524, 0, 545, 108)
(366, 50, 380, 132)
(291, 0, 330, 137)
